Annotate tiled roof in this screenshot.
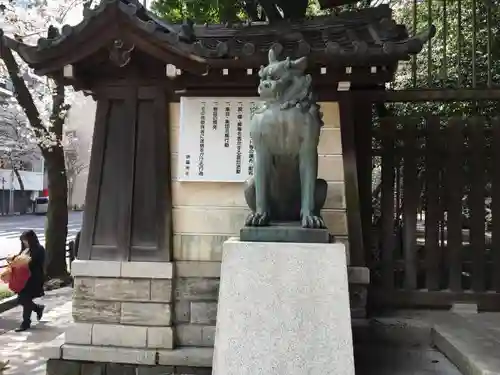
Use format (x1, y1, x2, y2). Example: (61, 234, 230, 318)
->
(0, 0, 434, 72)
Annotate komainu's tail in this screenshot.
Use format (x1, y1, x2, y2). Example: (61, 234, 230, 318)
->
(309, 100, 324, 128)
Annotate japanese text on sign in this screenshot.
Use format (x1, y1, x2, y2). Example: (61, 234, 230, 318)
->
(178, 97, 259, 182)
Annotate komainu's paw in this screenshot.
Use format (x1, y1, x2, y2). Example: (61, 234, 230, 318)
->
(245, 212, 271, 227)
(301, 214, 326, 229)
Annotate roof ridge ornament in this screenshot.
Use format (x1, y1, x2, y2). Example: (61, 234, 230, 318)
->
(178, 19, 196, 44)
(244, 0, 308, 23)
(109, 39, 135, 67)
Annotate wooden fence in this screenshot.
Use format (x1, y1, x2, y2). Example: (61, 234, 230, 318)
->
(370, 114, 500, 310)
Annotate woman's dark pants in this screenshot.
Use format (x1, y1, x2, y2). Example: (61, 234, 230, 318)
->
(18, 295, 42, 327)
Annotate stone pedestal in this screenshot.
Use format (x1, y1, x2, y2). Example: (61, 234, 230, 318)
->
(240, 222, 331, 243)
(212, 239, 355, 375)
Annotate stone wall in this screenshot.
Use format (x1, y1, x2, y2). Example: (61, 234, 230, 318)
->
(173, 261, 369, 347)
(173, 263, 220, 347)
(69, 261, 174, 354)
(169, 101, 348, 263)
(47, 359, 211, 375)
(169, 101, 352, 347)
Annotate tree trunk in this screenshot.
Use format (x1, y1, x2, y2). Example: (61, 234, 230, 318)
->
(13, 168, 24, 191)
(0, 36, 70, 279)
(44, 146, 69, 279)
(13, 168, 28, 214)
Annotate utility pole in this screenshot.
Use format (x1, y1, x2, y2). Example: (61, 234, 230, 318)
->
(8, 169, 14, 214)
(0, 177, 5, 215)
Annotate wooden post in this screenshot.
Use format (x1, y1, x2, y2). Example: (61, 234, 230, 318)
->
(338, 92, 365, 267)
(78, 84, 172, 261)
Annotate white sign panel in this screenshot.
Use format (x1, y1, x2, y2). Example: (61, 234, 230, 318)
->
(0, 170, 44, 191)
(178, 97, 260, 182)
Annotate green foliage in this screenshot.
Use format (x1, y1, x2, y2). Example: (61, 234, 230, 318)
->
(392, 0, 500, 91)
(151, 0, 325, 23)
(0, 284, 13, 300)
(151, 0, 243, 23)
(377, 0, 500, 229)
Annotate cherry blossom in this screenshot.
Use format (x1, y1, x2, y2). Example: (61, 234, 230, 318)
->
(0, 0, 83, 152)
(0, 0, 86, 278)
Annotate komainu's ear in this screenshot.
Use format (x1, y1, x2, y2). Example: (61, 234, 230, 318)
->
(290, 56, 308, 72)
(268, 48, 278, 63)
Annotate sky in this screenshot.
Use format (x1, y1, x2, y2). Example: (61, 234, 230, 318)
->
(65, 3, 84, 25)
(64, 0, 151, 26)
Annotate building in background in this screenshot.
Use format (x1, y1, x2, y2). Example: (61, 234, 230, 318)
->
(62, 93, 96, 209)
(0, 75, 44, 215)
(0, 158, 45, 214)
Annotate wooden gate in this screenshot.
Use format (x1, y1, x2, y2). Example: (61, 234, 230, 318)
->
(368, 90, 500, 311)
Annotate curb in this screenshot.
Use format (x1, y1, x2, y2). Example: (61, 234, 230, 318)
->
(0, 295, 17, 314)
(0, 280, 73, 315)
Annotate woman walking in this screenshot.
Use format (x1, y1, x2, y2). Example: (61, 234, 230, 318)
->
(15, 230, 45, 332)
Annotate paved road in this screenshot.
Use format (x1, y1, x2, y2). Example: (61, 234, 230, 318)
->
(0, 212, 82, 261)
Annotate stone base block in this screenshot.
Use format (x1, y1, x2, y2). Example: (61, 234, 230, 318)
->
(46, 347, 214, 375)
(212, 239, 355, 375)
(46, 358, 211, 375)
(63, 344, 157, 365)
(65, 323, 174, 349)
(68, 259, 174, 360)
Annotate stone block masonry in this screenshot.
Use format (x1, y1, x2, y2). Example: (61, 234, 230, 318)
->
(174, 277, 219, 347)
(68, 257, 369, 356)
(47, 359, 213, 375)
(167, 100, 368, 329)
(69, 260, 174, 351)
(169, 101, 350, 265)
(173, 260, 370, 347)
(53, 256, 368, 369)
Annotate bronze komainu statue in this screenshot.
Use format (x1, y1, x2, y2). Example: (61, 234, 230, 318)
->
(244, 49, 327, 229)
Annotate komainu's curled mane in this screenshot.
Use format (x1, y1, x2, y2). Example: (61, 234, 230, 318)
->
(254, 53, 323, 128)
(244, 49, 328, 229)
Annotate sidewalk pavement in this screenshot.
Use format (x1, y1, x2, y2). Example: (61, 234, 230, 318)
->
(0, 287, 72, 375)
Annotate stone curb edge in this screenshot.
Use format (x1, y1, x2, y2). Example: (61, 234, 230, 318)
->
(0, 295, 18, 314)
(0, 279, 74, 315)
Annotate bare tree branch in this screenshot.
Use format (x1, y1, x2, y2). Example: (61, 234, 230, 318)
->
(0, 31, 50, 155)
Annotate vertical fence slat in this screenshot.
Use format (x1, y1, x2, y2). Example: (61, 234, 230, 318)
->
(492, 117, 500, 292)
(472, 0, 477, 88)
(469, 117, 486, 292)
(457, 0, 462, 87)
(381, 117, 397, 290)
(442, 0, 448, 81)
(411, 0, 417, 87)
(427, 0, 433, 86)
(486, 3, 493, 88)
(446, 118, 464, 292)
(402, 118, 418, 290)
(425, 115, 441, 291)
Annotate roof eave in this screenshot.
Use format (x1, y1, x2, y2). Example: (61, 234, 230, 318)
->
(1, 0, 208, 76)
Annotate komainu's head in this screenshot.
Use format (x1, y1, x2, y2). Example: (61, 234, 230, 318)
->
(257, 48, 308, 101)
